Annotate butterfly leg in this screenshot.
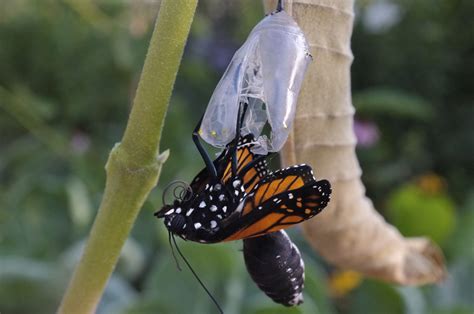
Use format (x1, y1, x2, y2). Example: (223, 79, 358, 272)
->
(192, 116, 218, 178)
(229, 102, 250, 178)
(276, 0, 283, 12)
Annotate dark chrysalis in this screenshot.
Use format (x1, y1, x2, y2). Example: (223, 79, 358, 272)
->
(243, 230, 305, 306)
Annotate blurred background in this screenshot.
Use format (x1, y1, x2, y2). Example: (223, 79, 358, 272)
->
(0, 0, 472, 313)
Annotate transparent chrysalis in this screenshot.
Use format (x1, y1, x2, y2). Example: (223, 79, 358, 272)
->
(199, 9, 312, 154)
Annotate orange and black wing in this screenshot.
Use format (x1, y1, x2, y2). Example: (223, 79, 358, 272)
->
(189, 133, 268, 195)
(220, 135, 268, 193)
(222, 165, 331, 241)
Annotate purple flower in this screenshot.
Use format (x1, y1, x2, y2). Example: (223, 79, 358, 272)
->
(354, 119, 380, 147)
(70, 131, 91, 154)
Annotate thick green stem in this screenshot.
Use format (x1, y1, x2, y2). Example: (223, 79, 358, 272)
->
(57, 1, 198, 313)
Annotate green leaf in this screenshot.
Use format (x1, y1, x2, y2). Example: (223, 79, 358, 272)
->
(353, 88, 434, 121)
(0, 256, 62, 314)
(387, 183, 456, 246)
(348, 280, 405, 314)
(446, 191, 474, 260)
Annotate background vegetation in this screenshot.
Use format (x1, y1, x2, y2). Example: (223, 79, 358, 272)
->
(0, 0, 472, 313)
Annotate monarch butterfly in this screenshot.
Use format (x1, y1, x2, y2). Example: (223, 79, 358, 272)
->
(155, 1, 328, 309)
(155, 126, 330, 308)
(155, 131, 330, 243)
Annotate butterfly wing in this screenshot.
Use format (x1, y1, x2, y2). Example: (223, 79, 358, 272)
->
(189, 133, 268, 195)
(221, 135, 268, 192)
(222, 164, 331, 241)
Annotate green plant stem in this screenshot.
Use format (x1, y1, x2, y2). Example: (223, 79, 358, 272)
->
(57, 1, 198, 313)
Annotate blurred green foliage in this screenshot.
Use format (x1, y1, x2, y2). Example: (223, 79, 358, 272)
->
(0, 0, 472, 313)
(387, 180, 456, 245)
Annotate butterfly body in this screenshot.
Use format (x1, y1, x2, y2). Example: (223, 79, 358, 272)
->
(244, 230, 305, 306)
(160, 177, 244, 243)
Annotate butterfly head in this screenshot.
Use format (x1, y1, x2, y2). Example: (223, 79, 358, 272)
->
(154, 180, 195, 235)
(155, 201, 187, 234)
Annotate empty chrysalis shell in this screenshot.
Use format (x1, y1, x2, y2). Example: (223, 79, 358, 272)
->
(199, 10, 312, 154)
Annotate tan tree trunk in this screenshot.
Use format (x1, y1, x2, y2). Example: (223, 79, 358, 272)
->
(263, 0, 446, 285)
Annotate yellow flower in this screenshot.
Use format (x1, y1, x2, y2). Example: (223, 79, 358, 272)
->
(418, 173, 445, 195)
(328, 270, 363, 297)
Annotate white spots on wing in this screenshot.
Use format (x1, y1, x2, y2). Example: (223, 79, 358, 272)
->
(209, 195, 213, 201)
(210, 220, 217, 228)
(219, 194, 225, 201)
(217, 214, 222, 219)
(233, 180, 241, 188)
(291, 277, 297, 282)
(199, 201, 206, 208)
(222, 206, 227, 213)
(288, 193, 294, 199)
(194, 222, 202, 229)
(164, 208, 174, 215)
(286, 267, 292, 273)
(175, 207, 182, 214)
(258, 206, 262, 210)
(182, 224, 186, 229)
(234, 190, 239, 196)
(205, 184, 209, 190)
(276, 255, 281, 259)
(214, 184, 221, 191)
(273, 198, 279, 202)
(210, 205, 218, 212)
(186, 208, 194, 216)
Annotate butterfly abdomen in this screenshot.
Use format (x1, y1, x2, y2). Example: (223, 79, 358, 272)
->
(243, 230, 304, 306)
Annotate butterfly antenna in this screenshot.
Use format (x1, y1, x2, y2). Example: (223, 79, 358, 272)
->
(171, 235, 224, 314)
(276, 0, 284, 12)
(168, 231, 182, 271)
